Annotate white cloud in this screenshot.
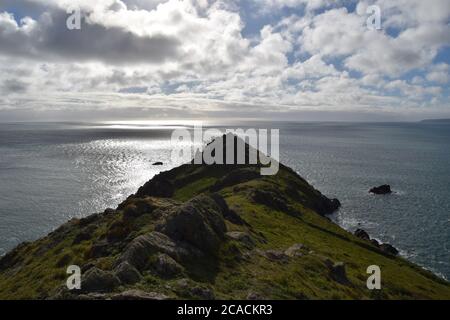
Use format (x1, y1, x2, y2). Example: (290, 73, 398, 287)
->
(0, 0, 448, 120)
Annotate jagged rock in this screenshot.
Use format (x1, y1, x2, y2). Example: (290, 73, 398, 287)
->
(380, 243, 399, 256)
(112, 290, 169, 300)
(118, 231, 190, 271)
(370, 185, 392, 195)
(114, 261, 141, 284)
(285, 244, 307, 257)
(136, 176, 174, 198)
(309, 196, 341, 216)
(210, 168, 261, 192)
(226, 232, 255, 248)
(354, 229, 371, 241)
(152, 254, 184, 278)
(156, 195, 227, 255)
(353, 229, 398, 254)
(82, 267, 120, 293)
(371, 239, 380, 247)
(326, 261, 350, 285)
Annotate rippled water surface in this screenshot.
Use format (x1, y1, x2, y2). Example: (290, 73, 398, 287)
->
(0, 121, 449, 279)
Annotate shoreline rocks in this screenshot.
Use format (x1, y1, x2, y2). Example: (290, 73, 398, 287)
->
(354, 229, 399, 256)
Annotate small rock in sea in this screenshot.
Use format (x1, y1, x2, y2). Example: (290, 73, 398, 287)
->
(369, 185, 392, 195)
(153, 162, 164, 166)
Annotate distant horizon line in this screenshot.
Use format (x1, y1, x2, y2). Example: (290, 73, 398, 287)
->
(1, 118, 450, 125)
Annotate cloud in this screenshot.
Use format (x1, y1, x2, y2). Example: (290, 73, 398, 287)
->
(0, 0, 449, 120)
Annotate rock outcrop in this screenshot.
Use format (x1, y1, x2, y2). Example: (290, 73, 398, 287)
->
(354, 229, 399, 256)
(156, 195, 227, 255)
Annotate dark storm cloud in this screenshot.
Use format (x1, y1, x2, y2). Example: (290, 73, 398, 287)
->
(0, 7, 181, 65)
(1, 79, 29, 94)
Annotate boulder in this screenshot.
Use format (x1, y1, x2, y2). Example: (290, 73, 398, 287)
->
(226, 232, 255, 248)
(156, 195, 227, 255)
(82, 267, 120, 293)
(354, 229, 371, 241)
(370, 185, 392, 195)
(114, 261, 141, 285)
(112, 290, 169, 300)
(152, 254, 184, 278)
(118, 231, 189, 271)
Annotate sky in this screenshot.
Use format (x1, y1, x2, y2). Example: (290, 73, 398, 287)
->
(0, 0, 449, 122)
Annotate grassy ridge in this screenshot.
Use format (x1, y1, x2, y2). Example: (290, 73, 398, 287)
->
(0, 159, 449, 300)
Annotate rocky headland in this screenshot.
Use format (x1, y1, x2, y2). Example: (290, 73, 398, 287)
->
(0, 135, 449, 300)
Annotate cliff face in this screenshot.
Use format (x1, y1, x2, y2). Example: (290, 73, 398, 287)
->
(0, 137, 449, 300)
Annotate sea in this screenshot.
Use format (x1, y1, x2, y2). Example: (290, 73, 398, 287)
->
(0, 121, 449, 280)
